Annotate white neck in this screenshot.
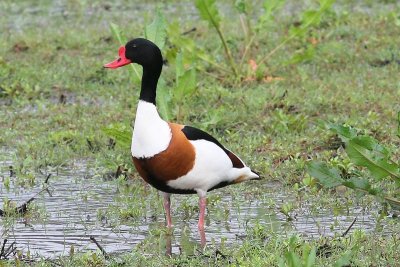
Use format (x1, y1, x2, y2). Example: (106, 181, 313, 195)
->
(131, 100, 172, 158)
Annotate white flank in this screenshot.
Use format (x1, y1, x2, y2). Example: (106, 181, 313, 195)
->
(131, 100, 172, 158)
(167, 140, 258, 192)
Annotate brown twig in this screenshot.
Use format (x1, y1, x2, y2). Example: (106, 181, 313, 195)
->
(0, 179, 52, 217)
(3, 241, 16, 258)
(15, 197, 35, 215)
(9, 166, 14, 177)
(44, 173, 53, 196)
(0, 239, 17, 259)
(215, 249, 227, 259)
(341, 217, 357, 237)
(44, 173, 52, 184)
(87, 139, 95, 152)
(0, 239, 7, 258)
(89, 236, 108, 258)
(182, 27, 196, 35)
(115, 165, 125, 179)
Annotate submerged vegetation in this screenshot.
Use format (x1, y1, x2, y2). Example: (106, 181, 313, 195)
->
(1, 0, 400, 266)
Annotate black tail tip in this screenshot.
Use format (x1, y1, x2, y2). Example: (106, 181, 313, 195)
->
(251, 169, 263, 180)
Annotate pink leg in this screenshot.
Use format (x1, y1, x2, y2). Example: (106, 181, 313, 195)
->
(163, 193, 172, 228)
(198, 196, 207, 230)
(198, 196, 207, 247)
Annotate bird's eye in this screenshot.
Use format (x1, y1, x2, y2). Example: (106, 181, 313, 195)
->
(132, 44, 137, 48)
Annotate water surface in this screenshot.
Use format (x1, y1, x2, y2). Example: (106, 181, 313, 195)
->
(0, 155, 391, 258)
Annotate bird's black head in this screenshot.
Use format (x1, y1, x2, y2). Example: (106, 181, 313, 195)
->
(104, 38, 163, 69)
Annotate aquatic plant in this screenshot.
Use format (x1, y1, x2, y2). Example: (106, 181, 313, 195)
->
(307, 123, 400, 210)
(191, 0, 336, 80)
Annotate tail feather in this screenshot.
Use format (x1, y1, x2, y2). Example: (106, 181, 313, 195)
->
(250, 169, 262, 180)
(228, 166, 262, 184)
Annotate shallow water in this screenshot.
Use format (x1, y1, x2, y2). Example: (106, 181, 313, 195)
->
(0, 153, 393, 259)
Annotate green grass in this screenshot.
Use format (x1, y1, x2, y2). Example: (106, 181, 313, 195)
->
(1, 0, 400, 266)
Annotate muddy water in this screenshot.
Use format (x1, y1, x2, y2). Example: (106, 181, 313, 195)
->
(0, 154, 391, 259)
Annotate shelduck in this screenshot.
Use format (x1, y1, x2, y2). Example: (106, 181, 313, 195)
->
(104, 38, 260, 237)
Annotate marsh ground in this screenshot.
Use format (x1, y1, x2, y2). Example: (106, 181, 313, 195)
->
(0, 0, 399, 266)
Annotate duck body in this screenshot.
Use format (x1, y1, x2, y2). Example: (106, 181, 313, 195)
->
(131, 100, 258, 195)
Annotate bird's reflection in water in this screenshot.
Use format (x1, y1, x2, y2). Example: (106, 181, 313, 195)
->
(199, 229, 206, 248)
(163, 225, 207, 257)
(165, 232, 172, 256)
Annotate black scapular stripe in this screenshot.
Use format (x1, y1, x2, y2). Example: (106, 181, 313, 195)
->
(182, 126, 227, 152)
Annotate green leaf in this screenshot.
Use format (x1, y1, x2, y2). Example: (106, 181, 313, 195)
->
(288, 26, 307, 39)
(156, 78, 171, 120)
(263, 0, 286, 19)
(397, 110, 400, 137)
(167, 22, 224, 72)
(174, 51, 197, 101)
(351, 136, 390, 158)
(277, 258, 285, 267)
(319, 0, 336, 13)
(333, 251, 352, 267)
(301, 10, 322, 28)
(174, 68, 196, 101)
(285, 251, 302, 267)
(307, 162, 344, 188)
(109, 22, 126, 45)
(195, 0, 221, 28)
(327, 123, 357, 142)
(175, 52, 185, 81)
(145, 8, 167, 50)
(257, 0, 286, 30)
(167, 22, 195, 53)
(287, 46, 315, 65)
(288, 0, 335, 38)
(342, 177, 369, 190)
(304, 247, 316, 267)
(342, 177, 379, 195)
(234, 0, 247, 14)
(102, 123, 131, 149)
(346, 139, 399, 181)
(303, 0, 335, 29)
